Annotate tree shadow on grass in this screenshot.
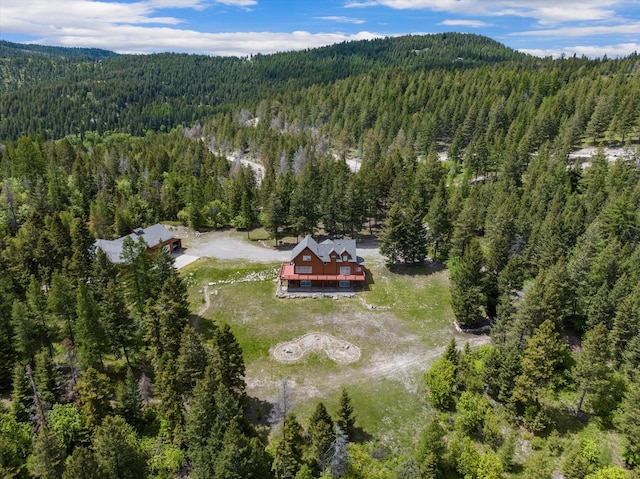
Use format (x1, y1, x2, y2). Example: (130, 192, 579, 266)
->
(352, 425, 373, 444)
(387, 259, 446, 277)
(244, 395, 275, 439)
(547, 404, 589, 436)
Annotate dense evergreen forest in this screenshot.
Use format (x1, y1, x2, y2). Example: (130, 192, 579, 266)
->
(1, 33, 640, 478)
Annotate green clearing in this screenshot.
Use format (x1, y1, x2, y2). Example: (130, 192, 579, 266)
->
(181, 257, 465, 451)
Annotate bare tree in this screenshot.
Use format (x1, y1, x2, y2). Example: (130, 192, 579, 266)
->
(269, 378, 293, 426)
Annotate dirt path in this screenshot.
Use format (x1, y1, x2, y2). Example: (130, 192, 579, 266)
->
(197, 283, 211, 316)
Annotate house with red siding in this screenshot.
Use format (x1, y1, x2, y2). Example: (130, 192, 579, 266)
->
(279, 236, 365, 291)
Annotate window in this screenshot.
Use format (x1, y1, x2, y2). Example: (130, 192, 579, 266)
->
(342, 254, 349, 261)
(356, 267, 362, 272)
(295, 266, 312, 274)
(302, 254, 311, 261)
(339, 280, 350, 288)
(300, 280, 312, 287)
(340, 266, 351, 275)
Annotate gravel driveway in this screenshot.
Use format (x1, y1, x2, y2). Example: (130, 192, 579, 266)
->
(173, 229, 382, 268)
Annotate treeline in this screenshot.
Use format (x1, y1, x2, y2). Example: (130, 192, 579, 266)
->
(0, 40, 117, 59)
(0, 33, 525, 139)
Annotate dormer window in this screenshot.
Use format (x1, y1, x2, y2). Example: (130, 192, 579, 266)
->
(342, 254, 349, 261)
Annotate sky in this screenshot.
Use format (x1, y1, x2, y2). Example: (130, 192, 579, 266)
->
(0, 0, 639, 58)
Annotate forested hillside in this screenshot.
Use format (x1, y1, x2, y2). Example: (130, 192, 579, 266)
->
(0, 33, 525, 139)
(0, 34, 640, 478)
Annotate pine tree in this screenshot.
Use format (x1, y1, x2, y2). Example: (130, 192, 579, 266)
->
(92, 415, 148, 479)
(512, 320, 567, 425)
(574, 323, 614, 414)
(615, 381, 640, 468)
(212, 422, 271, 479)
(415, 417, 446, 478)
(62, 447, 105, 479)
(176, 325, 209, 399)
(185, 364, 224, 454)
(74, 367, 112, 430)
(425, 182, 451, 260)
(12, 300, 43, 364)
(74, 283, 106, 370)
(380, 202, 406, 265)
(156, 358, 184, 445)
(10, 361, 32, 423)
(26, 429, 66, 479)
(308, 402, 335, 473)
(116, 368, 144, 429)
(336, 388, 356, 441)
(443, 337, 460, 367)
(272, 414, 305, 479)
(101, 280, 137, 367)
(449, 237, 486, 327)
(46, 272, 76, 344)
(34, 348, 61, 407)
(210, 323, 246, 398)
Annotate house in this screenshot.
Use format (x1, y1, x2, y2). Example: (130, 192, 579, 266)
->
(94, 224, 182, 263)
(279, 236, 366, 290)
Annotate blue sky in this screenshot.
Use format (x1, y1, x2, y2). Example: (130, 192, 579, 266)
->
(1, 0, 638, 58)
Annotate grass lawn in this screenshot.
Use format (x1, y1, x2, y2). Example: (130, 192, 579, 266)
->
(181, 257, 481, 452)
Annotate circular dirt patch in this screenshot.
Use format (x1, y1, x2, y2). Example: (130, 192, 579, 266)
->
(272, 332, 361, 364)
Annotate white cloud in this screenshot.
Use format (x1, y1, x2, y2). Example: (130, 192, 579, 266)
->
(439, 19, 488, 28)
(9, 24, 382, 56)
(520, 42, 640, 58)
(345, 0, 622, 25)
(512, 22, 640, 37)
(316, 16, 366, 24)
(214, 0, 257, 6)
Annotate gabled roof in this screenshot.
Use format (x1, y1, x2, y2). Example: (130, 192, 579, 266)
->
(94, 224, 178, 263)
(290, 236, 357, 263)
(131, 224, 176, 248)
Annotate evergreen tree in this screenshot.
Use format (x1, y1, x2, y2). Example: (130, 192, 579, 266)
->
(512, 320, 567, 428)
(425, 182, 451, 260)
(185, 364, 224, 455)
(92, 415, 148, 479)
(156, 358, 184, 445)
(307, 402, 335, 473)
(212, 422, 271, 479)
(574, 323, 615, 415)
(74, 283, 106, 369)
(380, 200, 427, 264)
(336, 388, 356, 441)
(415, 417, 446, 478)
(614, 381, 640, 468)
(62, 447, 105, 479)
(101, 280, 137, 367)
(10, 361, 32, 423)
(210, 323, 246, 398)
(449, 237, 486, 327)
(272, 414, 305, 479)
(47, 272, 76, 344)
(74, 367, 112, 430)
(12, 300, 43, 364)
(34, 348, 61, 407)
(27, 429, 66, 479)
(443, 336, 460, 367)
(176, 325, 209, 400)
(116, 368, 144, 429)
